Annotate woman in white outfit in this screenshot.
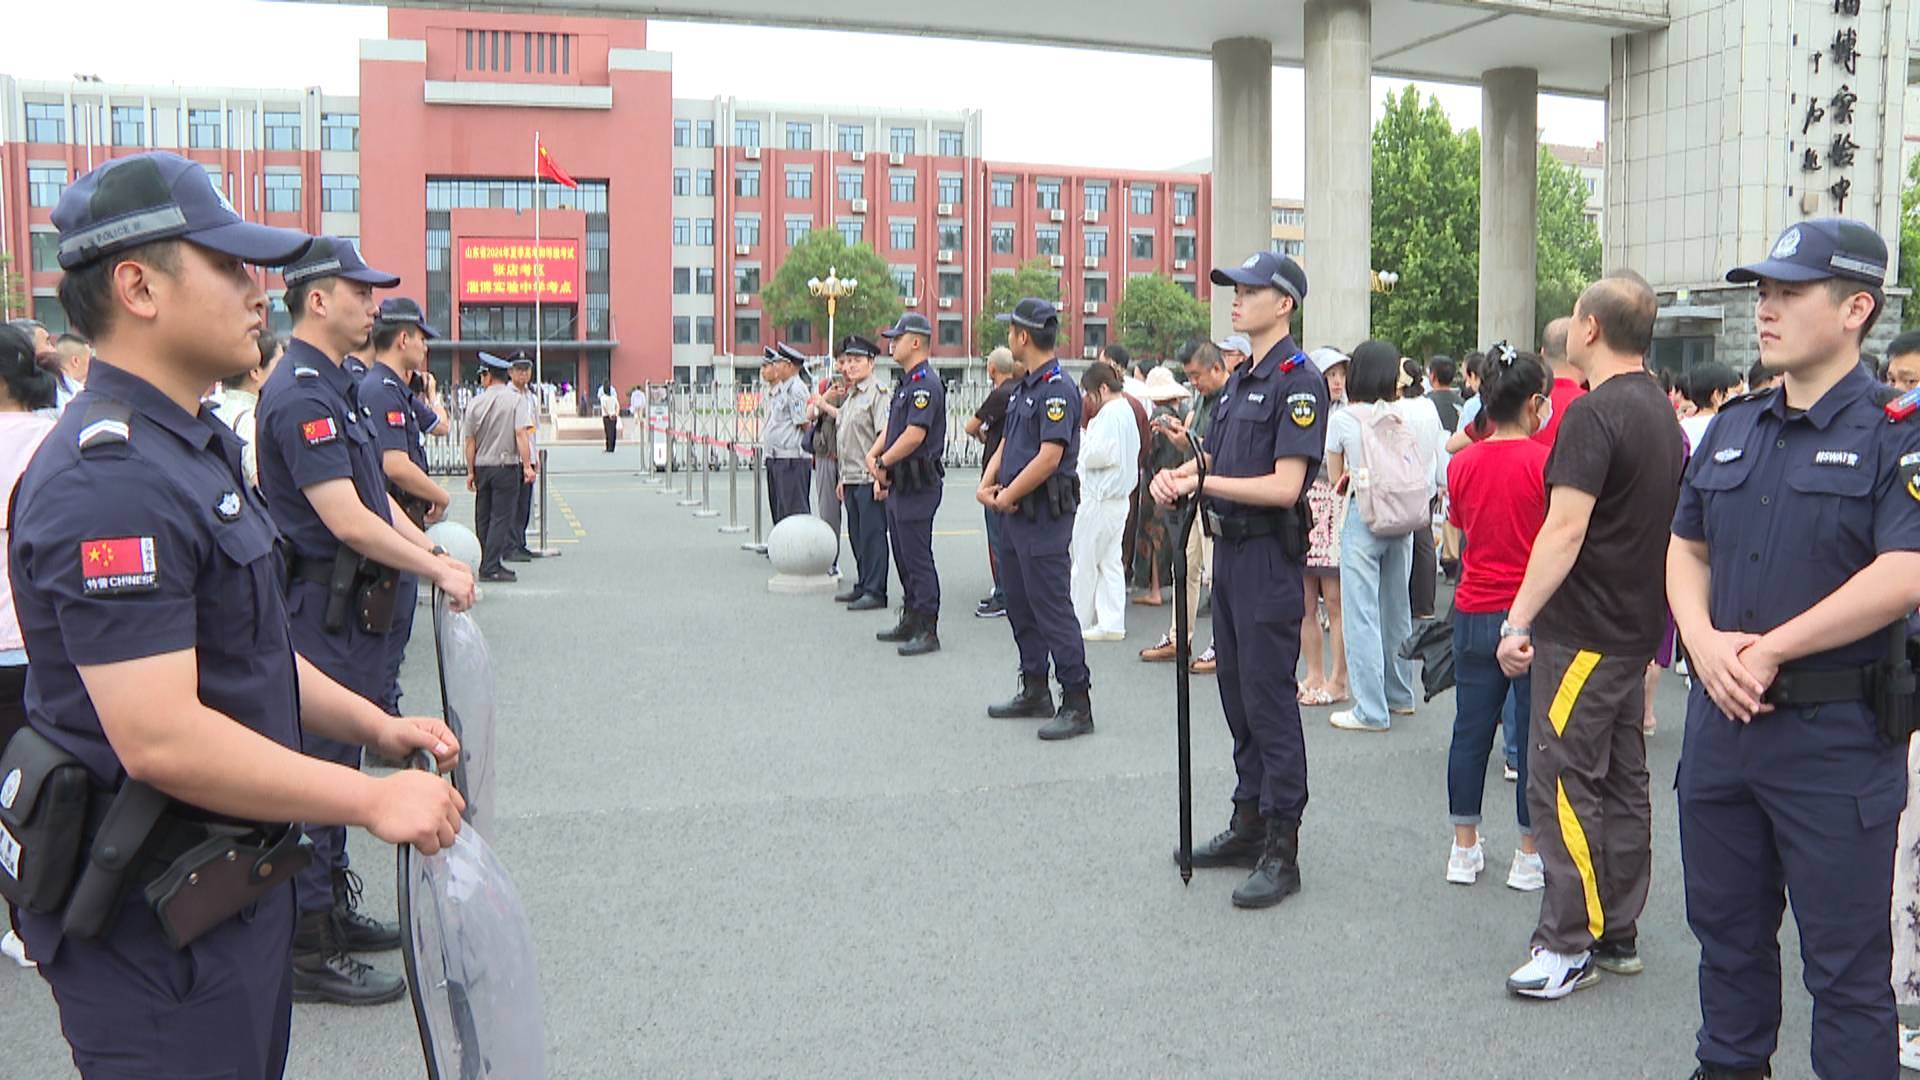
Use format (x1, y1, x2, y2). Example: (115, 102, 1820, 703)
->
(1071, 363, 1141, 640)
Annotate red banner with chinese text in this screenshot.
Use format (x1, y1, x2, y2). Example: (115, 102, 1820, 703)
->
(457, 238, 581, 303)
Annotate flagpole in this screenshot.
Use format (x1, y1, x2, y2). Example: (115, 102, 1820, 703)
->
(533, 129, 544, 398)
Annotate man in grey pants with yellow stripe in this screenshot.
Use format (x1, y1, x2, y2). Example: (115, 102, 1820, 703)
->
(1494, 274, 1685, 1000)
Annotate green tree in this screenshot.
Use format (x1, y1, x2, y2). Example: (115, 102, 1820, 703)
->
(974, 258, 1063, 353)
(1535, 147, 1602, 343)
(762, 230, 902, 350)
(1113, 273, 1209, 362)
(1902, 153, 1920, 329)
(0, 252, 28, 323)
(1370, 85, 1481, 359)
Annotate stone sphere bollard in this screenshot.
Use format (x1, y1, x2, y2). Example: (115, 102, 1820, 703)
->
(427, 521, 483, 571)
(766, 514, 839, 594)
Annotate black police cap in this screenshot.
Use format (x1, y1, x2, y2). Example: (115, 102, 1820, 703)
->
(994, 297, 1059, 332)
(53, 151, 311, 271)
(284, 236, 401, 289)
(376, 297, 441, 340)
(880, 312, 934, 339)
(1727, 218, 1888, 287)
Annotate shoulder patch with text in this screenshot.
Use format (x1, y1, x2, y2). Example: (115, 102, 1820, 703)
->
(81, 537, 158, 595)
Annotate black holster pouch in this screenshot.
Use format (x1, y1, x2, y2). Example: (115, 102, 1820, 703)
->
(0, 728, 94, 915)
(1877, 621, 1919, 745)
(144, 822, 310, 950)
(322, 546, 364, 634)
(356, 561, 400, 635)
(395, 490, 430, 531)
(60, 781, 167, 939)
(1027, 474, 1081, 520)
(1282, 501, 1314, 562)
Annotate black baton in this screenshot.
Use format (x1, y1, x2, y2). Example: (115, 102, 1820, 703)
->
(1172, 444, 1207, 884)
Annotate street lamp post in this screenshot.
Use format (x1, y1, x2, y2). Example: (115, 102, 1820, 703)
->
(807, 266, 859, 368)
(1369, 269, 1400, 295)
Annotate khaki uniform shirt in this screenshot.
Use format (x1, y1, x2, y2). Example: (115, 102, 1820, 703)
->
(835, 376, 890, 484)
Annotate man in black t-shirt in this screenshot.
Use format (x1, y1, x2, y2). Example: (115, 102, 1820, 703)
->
(965, 347, 1022, 617)
(1495, 273, 1685, 1002)
(1427, 354, 1463, 432)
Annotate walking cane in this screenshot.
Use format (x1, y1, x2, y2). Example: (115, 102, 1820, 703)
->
(1172, 447, 1207, 885)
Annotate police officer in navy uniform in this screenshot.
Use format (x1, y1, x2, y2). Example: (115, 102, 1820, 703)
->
(978, 298, 1093, 739)
(360, 297, 453, 716)
(1670, 219, 1920, 1080)
(1152, 250, 1326, 909)
(257, 236, 477, 1004)
(869, 312, 946, 656)
(9, 151, 464, 1078)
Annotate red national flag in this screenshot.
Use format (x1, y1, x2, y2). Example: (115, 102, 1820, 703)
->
(537, 143, 578, 189)
(302, 417, 338, 445)
(80, 537, 157, 590)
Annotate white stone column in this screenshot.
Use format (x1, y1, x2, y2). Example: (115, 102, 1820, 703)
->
(1479, 66, 1539, 350)
(1210, 37, 1274, 337)
(1304, 0, 1372, 351)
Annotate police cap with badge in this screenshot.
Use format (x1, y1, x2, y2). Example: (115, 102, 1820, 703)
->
(283, 236, 401, 290)
(995, 297, 1060, 337)
(881, 312, 935, 340)
(1209, 250, 1309, 306)
(839, 335, 880, 358)
(376, 296, 441, 340)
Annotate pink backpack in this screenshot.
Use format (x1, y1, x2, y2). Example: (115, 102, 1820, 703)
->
(1346, 402, 1429, 537)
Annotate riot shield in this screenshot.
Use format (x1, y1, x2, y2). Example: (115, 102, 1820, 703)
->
(431, 588, 496, 837)
(396, 755, 545, 1080)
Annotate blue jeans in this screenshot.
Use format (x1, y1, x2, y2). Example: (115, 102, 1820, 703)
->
(1338, 506, 1414, 728)
(983, 506, 1009, 604)
(1449, 609, 1532, 832)
(1503, 688, 1523, 771)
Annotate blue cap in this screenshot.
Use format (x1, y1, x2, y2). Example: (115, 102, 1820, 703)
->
(376, 297, 440, 340)
(478, 351, 512, 373)
(283, 235, 401, 289)
(994, 297, 1059, 332)
(1210, 250, 1308, 304)
(52, 151, 311, 271)
(880, 312, 934, 339)
(838, 334, 880, 358)
(1727, 218, 1888, 287)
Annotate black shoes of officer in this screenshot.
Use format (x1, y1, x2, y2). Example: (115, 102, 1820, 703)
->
(333, 869, 400, 952)
(291, 910, 406, 1006)
(876, 609, 915, 643)
(1687, 1067, 1769, 1080)
(848, 593, 887, 612)
(1183, 799, 1264, 869)
(1037, 690, 1094, 740)
(834, 585, 862, 603)
(988, 674, 1054, 719)
(1230, 817, 1302, 909)
(504, 550, 532, 563)
(975, 597, 1007, 618)
(898, 614, 940, 657)
(479, 569, 517, 583)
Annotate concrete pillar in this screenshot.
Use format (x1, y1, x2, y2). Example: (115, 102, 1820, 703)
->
(1479, 67, 1539, 350)
(1303, 0, 1372, 351)
(1210, 37, 1274, 337)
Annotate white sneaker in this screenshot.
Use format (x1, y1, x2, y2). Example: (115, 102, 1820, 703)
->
(1329, 709, 1390, 732)
(1507, 850, 1545, 892)
(1446, 841, 1484, 884)
(1506, 946, 1596, 1000)
(2, 929, 34, 969)
(1502, 762, 1519, 782)
(1081, 629, 1124, 642)
(1900, 1026, 1920, 1071)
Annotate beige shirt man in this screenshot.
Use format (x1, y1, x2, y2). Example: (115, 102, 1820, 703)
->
(467, 382, 524, 467)
(836, 374, 889, 484)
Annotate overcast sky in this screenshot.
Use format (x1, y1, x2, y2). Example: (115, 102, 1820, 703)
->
(1, 1, 1604, 196)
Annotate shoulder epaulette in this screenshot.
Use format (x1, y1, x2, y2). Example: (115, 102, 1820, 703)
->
(76, 400, 133, 452)
(1718, 388, 1771, 412)
(382, 376, 403, 389)
(294, 366, 320, 379)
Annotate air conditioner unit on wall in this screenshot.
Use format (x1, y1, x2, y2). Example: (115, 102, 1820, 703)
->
(1082, 209, 1098, 223)
(938, 297, 954, 309)
(850, 198, 868, 213)
(1173, 259, 1188, 270)
(735, 293, 752, 305)
(1083, 256, 1098, 269)
(735, 244, 751, 256)
(1082, 345, 1099, 359)
(1083, 301, 1098, 315)
(937, 202, 955, 217)
(904, 295, 920, 306)
(1049, 255, 1066, 268)
(1173, 214, 1187, 226)
(937, 250, 954, 263)
(889, 152, 905, 165)
(1049, 208, 1066, 223)
(851, 150, 866, 162)
(743, 146, 761, 160)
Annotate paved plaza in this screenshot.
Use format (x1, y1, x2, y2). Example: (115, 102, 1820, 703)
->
(2, 444, 1827, 1078)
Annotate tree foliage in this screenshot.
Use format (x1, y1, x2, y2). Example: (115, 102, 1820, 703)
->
(1113, 273, 1210, 362)
(0, 252, 28, 323)
(1535, 148, 1602, 343)
(1369, 85, 1480, 359)
(762, 230, 903, 352)
(1902, 153, 1920, 329)
(974, 258, 1063, 353)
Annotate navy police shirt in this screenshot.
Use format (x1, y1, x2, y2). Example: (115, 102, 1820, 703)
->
(1674, 364, 1920, 669)
(359, 360, 429, 473)
(255, 338, 393, 561)
(883, 359, 947, 466)
(996, 357, 1082, 486)
(10, 361, 300, 784)
(1204, 336, 1328, 518)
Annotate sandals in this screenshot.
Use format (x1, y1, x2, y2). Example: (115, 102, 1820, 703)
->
(1298, 687, 1334, 707)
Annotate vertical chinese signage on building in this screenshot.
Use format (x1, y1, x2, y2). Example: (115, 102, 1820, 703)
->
(457, 239, 582, 302)
(1796, 0, 1868, 215)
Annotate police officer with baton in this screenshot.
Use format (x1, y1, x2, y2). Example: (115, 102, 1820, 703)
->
(1151, 250, 1325, 909)
(1670, 218, 1920, 1080)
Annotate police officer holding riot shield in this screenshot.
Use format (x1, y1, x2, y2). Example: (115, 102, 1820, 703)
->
(1152, 250, 1326, 910)
(978, 298, 1092, 739)
(258, 237, 477, 1004)
(1669, 219, 1920, 1080)
(2, 152, 464, 1078)
(871, 313, 945, 656)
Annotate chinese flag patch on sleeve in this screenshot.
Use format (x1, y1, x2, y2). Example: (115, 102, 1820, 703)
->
(302, 417, 338, 445)
(386, 411, 408, 428)
(80, 537, 158, 595)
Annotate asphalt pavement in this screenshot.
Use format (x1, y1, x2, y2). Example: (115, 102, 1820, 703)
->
(2, 443, 1830, 1079)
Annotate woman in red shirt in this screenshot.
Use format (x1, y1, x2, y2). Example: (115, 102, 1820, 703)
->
(1443, 347, 1551, 890)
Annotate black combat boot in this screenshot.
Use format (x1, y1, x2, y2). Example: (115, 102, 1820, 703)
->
(987, 674, 1054, 719)
(834, 585, 862, 603)
(291, 910, 406, 1006)
(898, 614, 941, 656)
(1181, 799, 1264, 869)
(332, 868, 401, 952)
(876, 608, 916, 643)
(1037, 689, 1094, 740)
(1687, 1067, 1769, 1080)
(1230, 817, 1302, 909)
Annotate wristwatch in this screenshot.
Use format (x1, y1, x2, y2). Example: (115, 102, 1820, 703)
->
(1499, 620, 1531, 639)
(430, 545, 447, 557)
